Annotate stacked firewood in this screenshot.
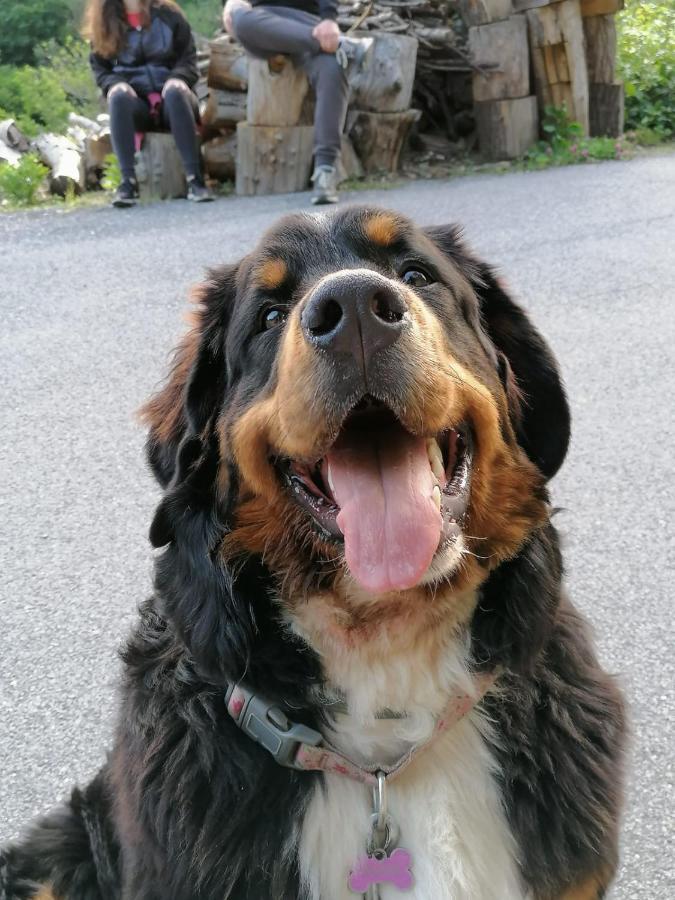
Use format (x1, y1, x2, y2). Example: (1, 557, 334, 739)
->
(337, 1, 475, 139)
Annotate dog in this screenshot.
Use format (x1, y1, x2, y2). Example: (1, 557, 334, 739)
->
(0, 206, 625, 900)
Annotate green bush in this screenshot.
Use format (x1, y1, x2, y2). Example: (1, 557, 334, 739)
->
(35, 37, 101, 120)
(181, 0, 223, 36)
(522, 105, 625, 169)
(618, 0, 675, 137)
(0, 153, 48, 206)
(0, 0, 74, 66)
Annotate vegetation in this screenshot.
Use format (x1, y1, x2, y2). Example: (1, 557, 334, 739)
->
(618, 0, 675, 138)
(0, 152, 48, 205)
(0, 0, 74, 66)
(522, 105, 625, 170)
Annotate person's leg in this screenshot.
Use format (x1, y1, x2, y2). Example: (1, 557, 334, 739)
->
(160, 86, 201, 180)
(302, 52, 348, 170)
(108, 91, 151, 179)
(231, 5, 320, 59)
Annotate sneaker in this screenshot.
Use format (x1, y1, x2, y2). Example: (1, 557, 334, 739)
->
(187, 176, 214, 203)
(335, 35, 374, 79)
(311, 164, 339, 205)
(112, 177, 139, 208)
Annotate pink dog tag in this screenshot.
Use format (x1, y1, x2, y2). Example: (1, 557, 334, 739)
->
(349, 848, 414, 893)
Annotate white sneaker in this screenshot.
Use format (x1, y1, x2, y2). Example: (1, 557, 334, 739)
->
(311, 165, 339, 205)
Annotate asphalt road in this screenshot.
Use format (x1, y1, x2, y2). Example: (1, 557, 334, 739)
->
(1, 155, 673, 898)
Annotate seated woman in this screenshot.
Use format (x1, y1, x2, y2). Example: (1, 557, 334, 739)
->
(84, 0, 213, 207)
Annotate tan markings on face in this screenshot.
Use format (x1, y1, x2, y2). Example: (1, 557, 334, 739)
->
(32, 887, 58, 900)
(256, 257, 288, 291)
(557, 869, 612, 900)
(363, 212, 400, 247)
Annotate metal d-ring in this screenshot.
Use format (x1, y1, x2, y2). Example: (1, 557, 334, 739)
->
(374, 771, 387, 833)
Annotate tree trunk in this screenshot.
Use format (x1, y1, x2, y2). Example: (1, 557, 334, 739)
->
(246, 58, 310, 127)
(469, 16, 531, 102)
(527, 0, 589, 134)
(346, 109, 421, 174)
(580, 0, 623, 16)
(0, 138, 22, 166)
(589, 82, 624, 136)
(235, 123, 315, 195)
(0, 119, 29, 153)
(474, 95, 538, 159)
(583, 13, 617, 83)
(34, 134, 85, 196)
(349, 33, 418, 113)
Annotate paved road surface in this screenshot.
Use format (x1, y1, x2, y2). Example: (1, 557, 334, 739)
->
(1, 155, 673, 897)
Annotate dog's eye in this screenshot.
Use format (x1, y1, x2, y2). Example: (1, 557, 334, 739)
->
(401, 268, 432, 288)
(261, 306, 288, 331)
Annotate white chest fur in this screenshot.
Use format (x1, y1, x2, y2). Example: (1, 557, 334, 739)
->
(293, 629, 525, 900)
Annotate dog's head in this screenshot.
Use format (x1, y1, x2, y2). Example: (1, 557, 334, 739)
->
(142, 207, 569, 680)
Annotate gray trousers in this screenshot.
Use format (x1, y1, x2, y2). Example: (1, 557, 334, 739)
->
(232, 5, 348, 167)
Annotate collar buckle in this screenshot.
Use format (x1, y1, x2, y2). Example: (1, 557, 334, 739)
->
(225, 682, 322, 769)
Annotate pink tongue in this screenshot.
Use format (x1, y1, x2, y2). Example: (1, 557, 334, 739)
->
(325, 424, 442, 594)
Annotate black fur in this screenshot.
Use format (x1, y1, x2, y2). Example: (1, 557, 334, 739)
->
(2, 208, 624, 900)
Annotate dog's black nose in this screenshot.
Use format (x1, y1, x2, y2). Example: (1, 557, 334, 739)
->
(301, 269, 409, 368)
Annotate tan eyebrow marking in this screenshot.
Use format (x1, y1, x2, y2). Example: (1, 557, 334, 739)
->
(363, 213, 401, 247)
(256, 258, 288, 290)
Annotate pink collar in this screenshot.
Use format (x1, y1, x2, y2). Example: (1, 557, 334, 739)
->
(225, 671, 497, 786)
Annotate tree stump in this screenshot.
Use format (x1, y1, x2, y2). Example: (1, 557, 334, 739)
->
(475, 95, 538, 159)
(459, 0, 514, 26)
(247, 58, 310, 127)
(235, 123, 314, 195)
(511, 0, 554, 11)
(346, 109, 421, 174)
(337, 136, 364, 182)
(349, 33, 418, 113)
(527, 0, 589, 134)
(469, 16, 531, 101)
(84, 133, 112, 187)
(207, 37, 248, 91)
(580, 0, 623, 15)
(589, 82, 624, 136)
(203, 132, 237, 181)
(135, 133, 187, 201)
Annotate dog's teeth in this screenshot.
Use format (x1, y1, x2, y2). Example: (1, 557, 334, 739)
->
(432, 484, 441, 511)
(327, 464, 336, 497)
(427, 439, 445, 480)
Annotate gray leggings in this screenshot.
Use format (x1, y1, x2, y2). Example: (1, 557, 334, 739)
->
(232, 5, 348, 167)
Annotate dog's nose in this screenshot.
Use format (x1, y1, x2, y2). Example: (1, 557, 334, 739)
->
(301, 270, 409, 367)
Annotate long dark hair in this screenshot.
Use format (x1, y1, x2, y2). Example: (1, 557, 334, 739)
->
(83, 0, 182, 58)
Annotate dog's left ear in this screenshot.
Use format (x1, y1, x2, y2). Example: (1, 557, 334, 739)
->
(425, 225, 571, 479)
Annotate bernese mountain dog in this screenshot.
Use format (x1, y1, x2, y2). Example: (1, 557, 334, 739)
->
(1, 207, 626, 900)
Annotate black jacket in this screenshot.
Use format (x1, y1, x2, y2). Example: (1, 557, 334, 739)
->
(90, 5, 199, 98)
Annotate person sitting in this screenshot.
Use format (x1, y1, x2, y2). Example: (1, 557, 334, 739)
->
(222, 0, 372, 204)
(84, 0, 213, 207)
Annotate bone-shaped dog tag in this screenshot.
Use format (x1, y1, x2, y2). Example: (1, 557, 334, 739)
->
(349, 847, 414, 894)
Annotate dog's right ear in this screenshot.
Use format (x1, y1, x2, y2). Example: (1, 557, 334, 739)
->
(139, 264, 239, 489)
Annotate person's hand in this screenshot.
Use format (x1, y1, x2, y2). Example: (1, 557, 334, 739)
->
(108, 82, 136, 99)
(312, 19, 340, 53)
(223, 0, 251, 36)
(162, 78, 190, 98)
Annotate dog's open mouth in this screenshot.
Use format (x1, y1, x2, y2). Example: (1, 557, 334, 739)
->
(276, 399, 472, 594)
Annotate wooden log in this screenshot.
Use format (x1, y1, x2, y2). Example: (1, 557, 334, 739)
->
(527, 0, 589, 134)
(583, 14, 617, 83)
(247, 58, 310, 127)
(475, 95, 538, 159)
(459, 0, 513, 26)
(235, 123, 314, 195)
(84, 133, 112, 187)
(0, 137, 22, 166)
(202, 89, 247, 131)
(135, 132, 187, 201)
(580, 0, 623, 16)
(589, 82, 624, 136)
(346, 109, 421, 174)
(34, 133, 85, 196)
(0, 119, 30, 152)
(469, 16, 530, 102)
(511, 0, 553, 11)
(202, 132, 237, 181)
(337, 135, 364, 182)
(349, 33, 418, 113)
(207, 37, 248, 91)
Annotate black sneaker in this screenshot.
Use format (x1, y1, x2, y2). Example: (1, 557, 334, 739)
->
(311, 165, 339, 205)
(187, 176, 214, 203)
(112, 177, 139, 208)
